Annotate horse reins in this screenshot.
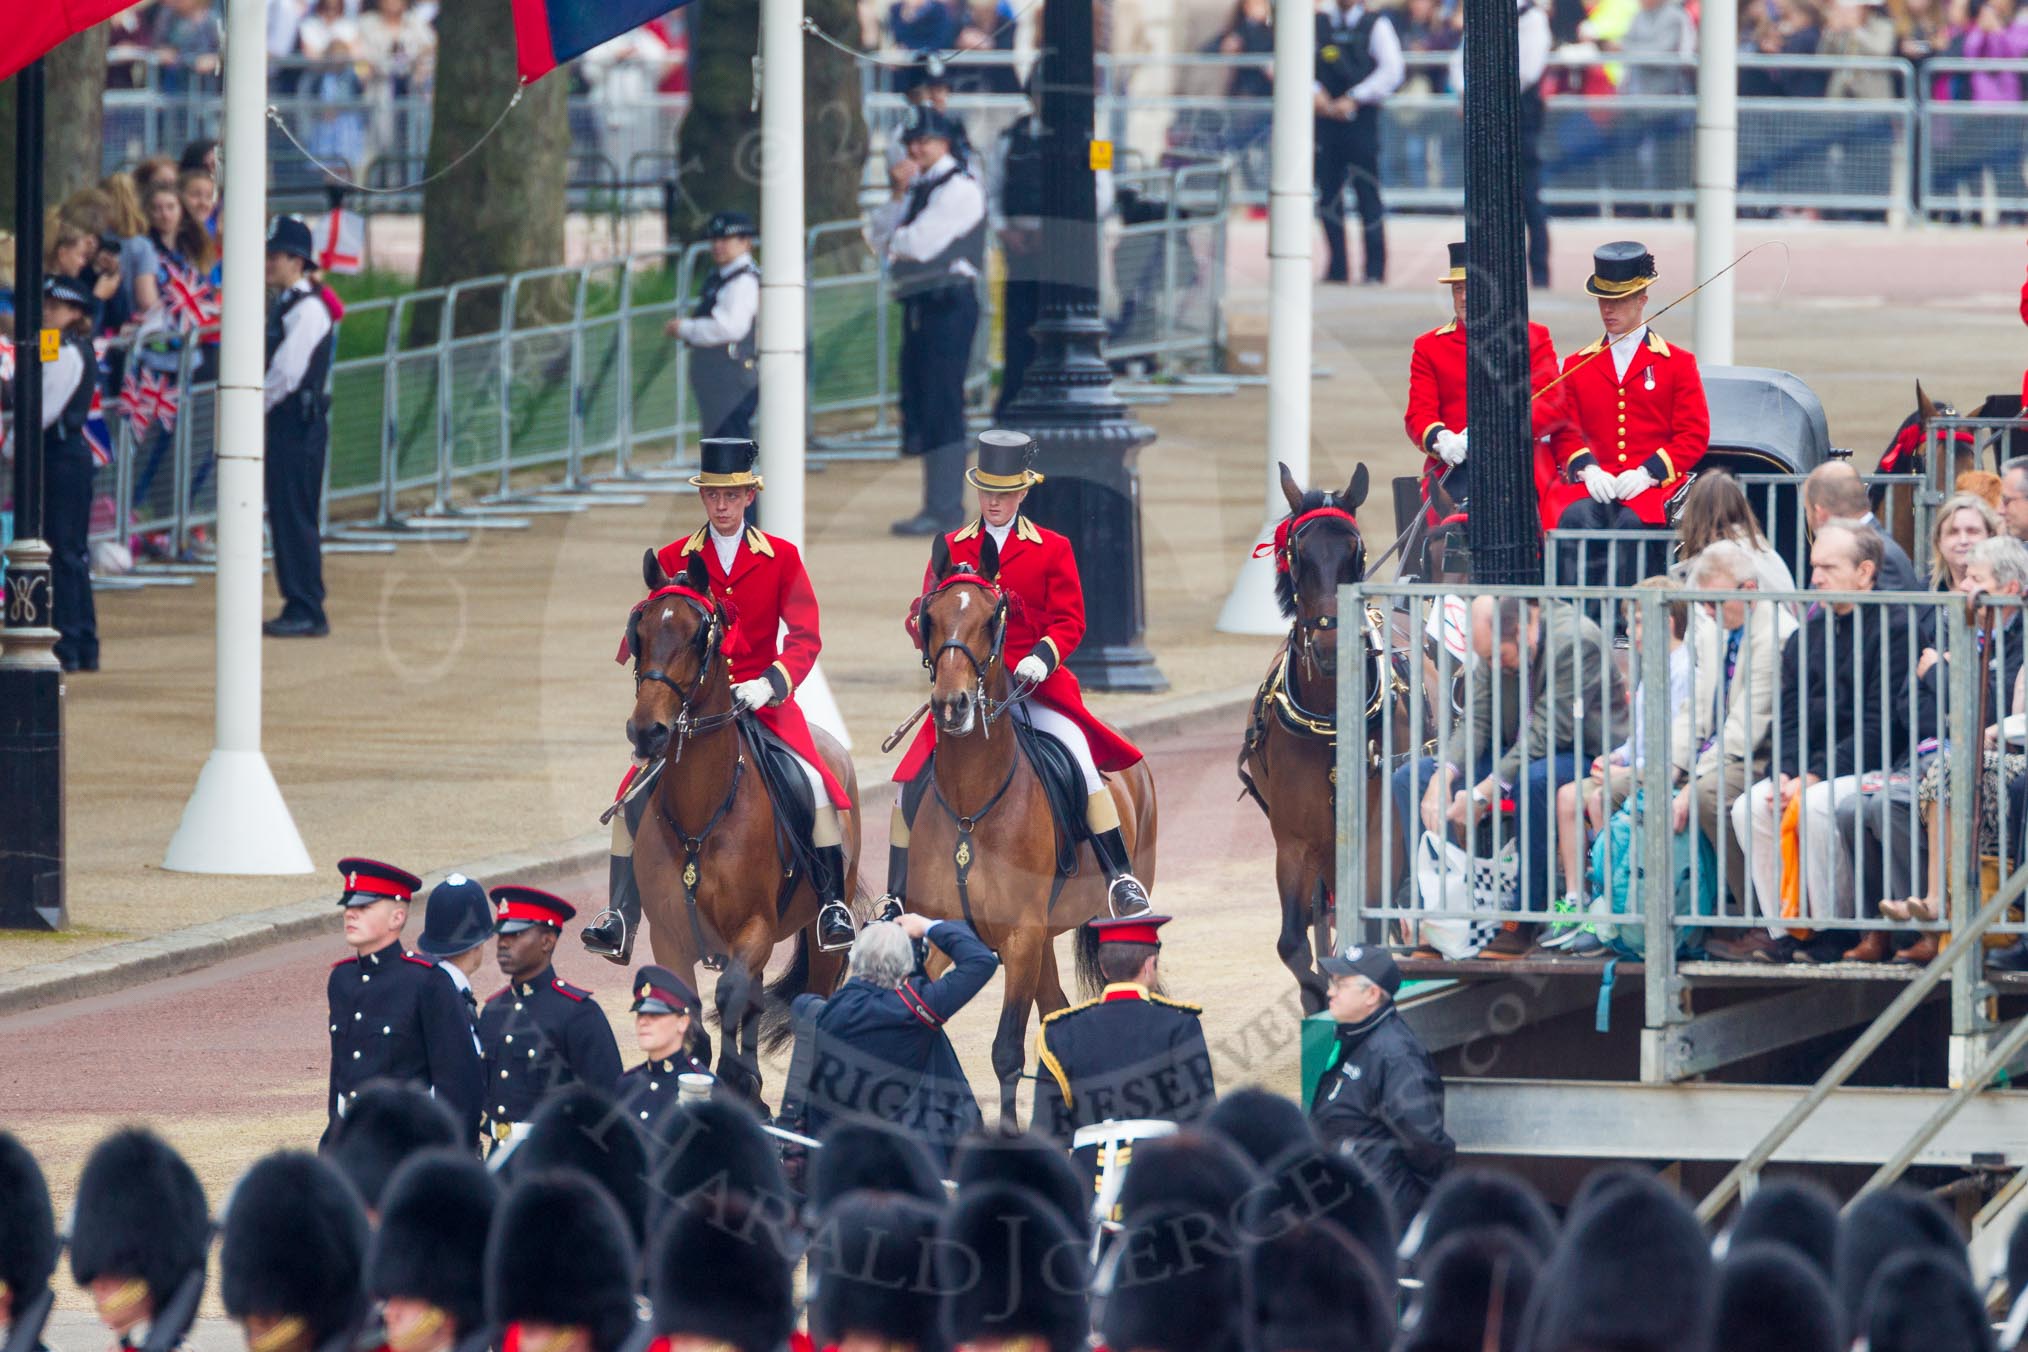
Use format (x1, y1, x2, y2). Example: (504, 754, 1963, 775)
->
(885, 574, 1040, 750)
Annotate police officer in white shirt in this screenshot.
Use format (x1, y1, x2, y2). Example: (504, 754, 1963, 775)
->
(1314, 0, 1405, 284)
(666, 210, 760, 441)
(869, 106, 986, 537)
(37, 275, 104, 672)
(262, 216, 337, 638)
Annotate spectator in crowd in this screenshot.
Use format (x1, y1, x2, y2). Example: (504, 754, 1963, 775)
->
(1963, 0, 2028, 101)
(43, 216, 97, 288)
(1548, 578, 1694, 955)
(95, 175, 153, 333)
(132, 156, 179, 201)
(178, 168, 219, 264)
(1216, 0, 1278, 95)
(1676, 468, 1798, 593)
(1822, 0, 1900, 95)
(1930, 491, 2001, 591)
(143, 180, 214, 282)
(1843, 535, 2028, 963)
(1741, 0, 1830, 96)
(1677, 539, 1801, 959)
(178, 138, 220, 181)
(298, 0, 369, 167)
(0, 232, 15, 321)
(1727, 520, 1917, 962)
(357, 0, 437, 94)
(1803, 460, 1920, 589)
(2001, 457, 2028, 541)
(952, 0, 1020, 92)
(1617, 0, 1697, 93)
(891, 0, 966, 51)
(152, 0, 222, 91)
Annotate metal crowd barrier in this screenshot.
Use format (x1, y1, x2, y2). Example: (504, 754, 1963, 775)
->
(1339, 579, 2023, 1079)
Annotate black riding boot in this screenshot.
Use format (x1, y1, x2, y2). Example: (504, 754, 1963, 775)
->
(1089, 827, 1151, 916)
(582, 855, 641, 964)
(874, 845, 908, 922)
(815, 844, 856, 952)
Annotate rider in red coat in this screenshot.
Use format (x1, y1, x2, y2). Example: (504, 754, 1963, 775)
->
(889, 430, 1150, 917)
(1544, 241, 1711, 586)
(586, 437, 861, 960)
(1404, 241, 1566, 529)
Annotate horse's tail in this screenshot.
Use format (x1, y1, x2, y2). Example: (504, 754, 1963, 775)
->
(1073, 921, 1104, 1001)
(759, 927, 812, 1055)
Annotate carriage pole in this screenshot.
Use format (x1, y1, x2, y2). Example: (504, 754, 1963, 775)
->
(1214, 0, 1316, 636)
(162, 0, 315, 874)
(1461, 0, 1542, 585)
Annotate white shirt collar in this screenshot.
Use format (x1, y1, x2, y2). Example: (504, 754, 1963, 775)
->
(927, 152, 959, 177)
(1609, 324, 1648, 378)
(438, 961, 472, 994)
(985, 519, 1014, 548)
(710, 525, 742, 569)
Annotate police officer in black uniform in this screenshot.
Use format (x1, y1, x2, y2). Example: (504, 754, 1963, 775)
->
(262, 215, 336, 638)
(1032, 915, 1217, 1144)
(325, 857, 484, 1149)
(1314, 0, 1405, 285)
(478, 885, 624, 1153)
(614, 965, 710, 1130)
(669, 211, 760, 441)
(414, 873, 495, 1035)
(874, 105, 986, 538)
(36, 275, 103, 672)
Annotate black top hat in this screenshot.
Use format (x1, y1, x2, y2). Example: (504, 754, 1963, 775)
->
(43, 274, 94, 310)
(324, 1085, 461, 1212)
(900, 105, 964, 145)
(266, 215, 317, 266)
(1318, 943, 1402, 999)
(367, 1151, 498, 1338)
(220, 1152, 371, 1349)
(0, 1132, 59, 1317)
(490, 884, 576, 934)
(689, 436, 764, 490)
(1585, 240, 1658, 299)
(415, 874, 493, 959)
(1438, 241, 1467, 284)
(630, 965, 702, 1015)
(337, 856, 423, 909)
(70, 1129, 211, 1316)
(704, 210, 756, 240)
(966, 429, 1046, 493)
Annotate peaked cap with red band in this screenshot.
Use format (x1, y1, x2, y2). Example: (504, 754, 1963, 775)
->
(630, 964, 701, 1014)
(1086, 914, 1172, 947)
(336, 856, 423, 908)
(491, 885, 578, 933)
(1252, 507, 1358, 573)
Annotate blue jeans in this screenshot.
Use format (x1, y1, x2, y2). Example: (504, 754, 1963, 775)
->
(1392, 751, 1581, 913)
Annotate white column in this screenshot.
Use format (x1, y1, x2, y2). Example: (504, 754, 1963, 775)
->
(1216, 0, 1313, 635)
(1693, 0, 1737, 365)
(164, 0, 312, 874)
(756, 0, 848, 744)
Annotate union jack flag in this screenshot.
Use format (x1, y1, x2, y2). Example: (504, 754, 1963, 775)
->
(163, 263, 221, 334)
(148, 370, 179, 432)
(0, 336, 12, 384)
(85, 387, 112, 468)
(121, 369, 155, 435)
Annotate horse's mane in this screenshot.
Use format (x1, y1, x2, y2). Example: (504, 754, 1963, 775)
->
(1273, 488, 1361, 621)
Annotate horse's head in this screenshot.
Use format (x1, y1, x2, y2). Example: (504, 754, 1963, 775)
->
(624, 549, 727, 760)
(1272, 461, 1370, 676)
(919, 532, 1010, 737)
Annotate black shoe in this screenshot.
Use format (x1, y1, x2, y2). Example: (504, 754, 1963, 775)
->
(874, 895, 904, 923)
(1107, 875, 1151, 917)
(890, 512, 950, 537)
(263, 615, 329, 637)
(1322, 269, 1351, 284)
(816, 901, 856, 952)
(581, 856, 641, 964)
(1088, 826, 1151, 916)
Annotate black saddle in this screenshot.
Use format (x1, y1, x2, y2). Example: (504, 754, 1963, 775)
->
(738, 715, 820, 914)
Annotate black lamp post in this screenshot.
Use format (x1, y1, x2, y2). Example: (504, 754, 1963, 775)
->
(0, 59, 68, 931)
(1461, 0, 1542, 585)
(999, 0, 1168, 692)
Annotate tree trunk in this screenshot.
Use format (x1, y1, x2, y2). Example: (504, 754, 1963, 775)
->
(674, 0, 866, 248)
(416, 0, 568, 334)
(0, 25, 111, 217)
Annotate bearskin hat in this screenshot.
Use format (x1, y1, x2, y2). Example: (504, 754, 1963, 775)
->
(1834, 1186, 1965, 1330)
(1728, 1177, 1840, 1282)
(648, 1098, 788, 1236)
(1712, 1242, 1841, 1352)
(1524, 1169, 1713, 1352)
(366, 1150, 498, 1336)
(1202, 1087, 1315, 1168)
(220, 1152, 370, 1349)
(1242, 1218, 1393, 1352)
(512, 1086, 650, 1246)
(650, 1192, 796, 1352)
(950, 1131, 1090, 1240)
(69, 1129, 210, 1314)
(939, 1184, 1089, 1352)
(809, 1119, 945, 1214)
(1113, 1131, 1261, 1236)
(1403, 1168, 1557, 1269)
(1859, 1249, 1994, 1352)
(487, 1171, 639, 1352)
(1399, 1227, 1539, 1352)
(1246, 1147, 1398, 1295)
(322, 1084, 459, 1213)
(808, 1192, 945, 1352)
(1099, 1201, 1243, 1352)
(0, 1132, 57, 1317)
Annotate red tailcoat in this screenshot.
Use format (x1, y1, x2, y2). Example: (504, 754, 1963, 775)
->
(656, 526, 852, 807)
(1403, 318, 1568, 529)
(2018, 264, 2027, 403)
(894, 516, 1142, 782)
(1544, 327, 1711, 526)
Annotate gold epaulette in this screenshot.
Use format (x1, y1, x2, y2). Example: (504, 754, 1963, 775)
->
(1015, 515, 1043, 544)
(1147, 993, 1204, 1015)
(1041, 994, 1103, 1026)
(677, 527, 708, 555)
(952, 520, 982, 542)
(745, 526, 775, 557)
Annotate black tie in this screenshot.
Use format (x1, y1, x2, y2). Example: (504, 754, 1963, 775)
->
(463, 988, 479, 1025)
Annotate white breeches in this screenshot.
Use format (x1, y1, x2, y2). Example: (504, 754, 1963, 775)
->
(1016, 702, 1102, 794)
(784, 746, 836, 810)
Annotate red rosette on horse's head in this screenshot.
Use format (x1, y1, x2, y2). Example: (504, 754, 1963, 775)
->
(615, 585, 735, 665)
(1253, 506, 1359, 573)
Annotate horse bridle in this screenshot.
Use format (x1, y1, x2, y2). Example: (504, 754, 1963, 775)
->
(630, 587, 739, 760)
(919, 572, 1032, 731)
(1281, 507, 1367, 673)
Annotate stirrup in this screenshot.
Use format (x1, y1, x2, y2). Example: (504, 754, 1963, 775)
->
(580, 908, 633, 963)
(873, 895, 905, 923)
(1107, 875, 1151, 918)
(816, 902, 857, 953)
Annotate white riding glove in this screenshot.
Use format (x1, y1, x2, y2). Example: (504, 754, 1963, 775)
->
(1433, 428, 1468, 467)
(732, 677, 775, 711)
(1014, 654, 1050, 684)
(1579, 464, 1618, 505)
(1614, 465, 1657, 500)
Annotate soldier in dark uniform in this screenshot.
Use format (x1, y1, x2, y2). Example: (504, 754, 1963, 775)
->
(322, 1085, 460, 1215)
(324, 858, 483, 1149)
(615, 965, 710, 1130)
(68, 1130, 211, 1352)
(261, 215, 337, 638)
(668, 211, 759, 441)
(650, 1193, 795, 1352)
(219, 1152, 370, 1352)
(37, 275, 103, 672)
(479, 885, 624, 1153)
(0, 1132, 58, 1352)
(872, 106, 985, 537)
(1314, 0, 1404, 285)
(1032, 915, 1217, 1143)
(365, 1153, 497, 1352)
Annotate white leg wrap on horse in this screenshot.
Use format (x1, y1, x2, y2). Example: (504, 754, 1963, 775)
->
(813, 805, 842, 849)
(1017, 703, 1103, 793)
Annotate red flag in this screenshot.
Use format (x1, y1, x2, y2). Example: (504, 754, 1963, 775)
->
(0, 0, 130, 83)
(513, 0, 691, 83)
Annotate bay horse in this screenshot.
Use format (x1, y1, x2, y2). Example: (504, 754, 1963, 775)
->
(1238, 462, 1421, 1015)
(624, 548, 858, 1105)
(909, 533, 1157, 1130)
